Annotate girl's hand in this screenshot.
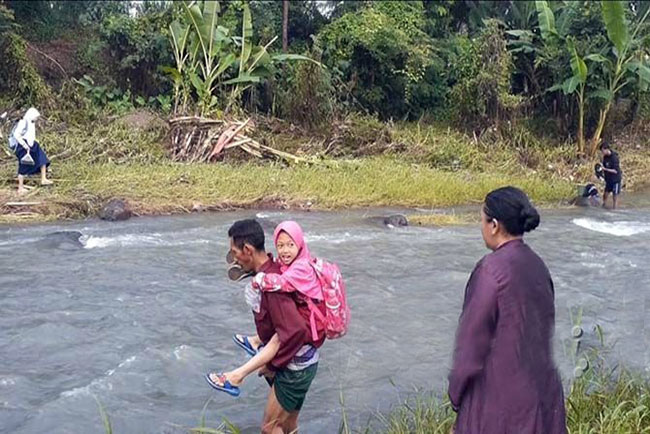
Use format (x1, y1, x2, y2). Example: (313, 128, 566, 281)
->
(252, 272, 266, 290)
(258, 365, 275, 378)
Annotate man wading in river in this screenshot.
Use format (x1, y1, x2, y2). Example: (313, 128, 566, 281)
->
(600, 141, 623, 209)
(216, 219, 324, 433)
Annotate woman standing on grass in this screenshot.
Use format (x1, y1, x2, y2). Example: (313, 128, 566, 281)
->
(9, 107, 52, 195)
(448, 186, 566, 434)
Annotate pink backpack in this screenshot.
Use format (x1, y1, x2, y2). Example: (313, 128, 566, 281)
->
(306, 258, 350, 341)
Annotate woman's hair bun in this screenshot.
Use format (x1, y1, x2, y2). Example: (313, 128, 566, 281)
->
(520, 206, 540, 233)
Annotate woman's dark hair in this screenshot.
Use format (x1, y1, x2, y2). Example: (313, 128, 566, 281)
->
(600, 140, 611, 150)
(483, 186, 540, 235)
(228, 219, 265, 251)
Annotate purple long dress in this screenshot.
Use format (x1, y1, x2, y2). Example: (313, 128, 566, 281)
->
(448, 239, 566, 434)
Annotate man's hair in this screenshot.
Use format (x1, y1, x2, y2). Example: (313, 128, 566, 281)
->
(228, 219, 265, 251)
(600, 141, 611, 150)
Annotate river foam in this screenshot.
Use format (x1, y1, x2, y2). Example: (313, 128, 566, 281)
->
(571, 218, 650, 237)
(82, 234, 210, 249)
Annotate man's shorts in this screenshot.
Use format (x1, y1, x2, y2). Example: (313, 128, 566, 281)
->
(274, 363, 318, 412)
(605, 180, 622, 195)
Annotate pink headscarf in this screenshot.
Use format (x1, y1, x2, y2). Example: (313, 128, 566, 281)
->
(273, 221, 323, 300)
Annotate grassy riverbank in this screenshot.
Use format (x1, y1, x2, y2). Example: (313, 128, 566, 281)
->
(0, 158, 574, 223)
(1, 113, 649, 223)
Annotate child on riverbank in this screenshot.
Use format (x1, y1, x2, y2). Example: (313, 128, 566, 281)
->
(206, 221, 326, 397)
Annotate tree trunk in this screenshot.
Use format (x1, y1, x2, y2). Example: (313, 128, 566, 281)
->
(576, 86, 585, 156)
(589, 102, 611, 156)
(282, 0, 289, 53)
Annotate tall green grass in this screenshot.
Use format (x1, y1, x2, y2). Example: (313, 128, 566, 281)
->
(371, 365, 650, 434)
(0, 157, 573, 222)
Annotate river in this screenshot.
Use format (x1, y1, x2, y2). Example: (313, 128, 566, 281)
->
(1, 205, 649, 433)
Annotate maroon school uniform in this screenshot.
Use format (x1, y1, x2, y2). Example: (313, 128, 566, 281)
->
(448, 239, 567, 434)
(254, 257, 325, 370)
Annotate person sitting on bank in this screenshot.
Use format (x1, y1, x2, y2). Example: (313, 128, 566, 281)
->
(8, 107, 52, 195)
(600, 141, 622, 209)
(570, 183, 601, 207)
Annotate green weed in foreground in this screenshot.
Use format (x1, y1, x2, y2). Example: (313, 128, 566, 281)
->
(374, 365, 650, 434)
(566, 367, 650, 434)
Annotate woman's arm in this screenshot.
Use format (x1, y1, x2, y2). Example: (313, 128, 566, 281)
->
(12, 120, 29, 150)
(448, 262, 499, 410)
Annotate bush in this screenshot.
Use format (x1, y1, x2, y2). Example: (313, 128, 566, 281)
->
(98, 8, 173, 98)
(271, 48, 337, 129)
(0, 29, 52, 106)
(317, 2, 446, 120)
(448, 20, 524, 131)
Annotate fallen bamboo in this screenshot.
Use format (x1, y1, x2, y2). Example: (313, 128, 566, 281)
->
(4, 201, 42, 206)
(169, 116, 225, 125)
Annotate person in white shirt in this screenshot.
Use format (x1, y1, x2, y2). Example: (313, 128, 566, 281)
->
(8, 107, 52, 195)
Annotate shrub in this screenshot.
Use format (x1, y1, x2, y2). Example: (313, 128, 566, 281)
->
(317, 2, 446, 120)
(449, 20, 524, 131)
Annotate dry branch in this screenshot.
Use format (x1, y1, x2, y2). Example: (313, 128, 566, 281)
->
(168, 116, 310, 164)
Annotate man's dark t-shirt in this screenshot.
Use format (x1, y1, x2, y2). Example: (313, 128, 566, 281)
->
(603, 151, 622, 182)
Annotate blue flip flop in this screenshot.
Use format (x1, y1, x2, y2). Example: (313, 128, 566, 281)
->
(205, 372, 240, 397)
(232, 334, 258, 357)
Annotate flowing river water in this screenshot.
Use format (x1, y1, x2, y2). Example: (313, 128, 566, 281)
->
(1, 203, 649, 433)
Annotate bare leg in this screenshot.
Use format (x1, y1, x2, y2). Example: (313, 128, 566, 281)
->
(209, 334, 280, 386)
(283, 411, 299, 433)
(612, 194, 618, 209)
(17, 175, 27, 195)
(602, 191, 609, 208)
(248, 334, 262, 350)
(261, 384, 293, 434)
(234, 333, 262, 352)
(40, 165, 53, 185)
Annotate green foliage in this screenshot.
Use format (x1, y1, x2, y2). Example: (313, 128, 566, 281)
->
(377, 365, 650, 434)
(601, 0, 629, 55)
(0, 30, 51, 106)
(166, 0, 319, 117)
(317, 1, 444, 119)
(0, 3, 16, 33)
(99, 7, 174, 97)
(73, 75, 134, 115)
(7, 0, 92, 41)
(272, 47, 337, 129)
(449, 20, 523, 130)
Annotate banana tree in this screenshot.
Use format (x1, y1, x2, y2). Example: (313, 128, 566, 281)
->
(165, 20, 191, 113)
(165, 1, 321, 117)
(223, 2, 321, 113)
(184, 1, 236, 115)
(587, 0, 650, 155)
(520, 0, 650, 156)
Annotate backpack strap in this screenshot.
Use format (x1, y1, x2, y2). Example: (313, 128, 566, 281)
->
(306, 298, 326, 342)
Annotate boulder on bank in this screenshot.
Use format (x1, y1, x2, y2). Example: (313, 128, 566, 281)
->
(365, 214, 409, 228)
(99, 199, 132, 221)
(383, 214, 409, 227)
